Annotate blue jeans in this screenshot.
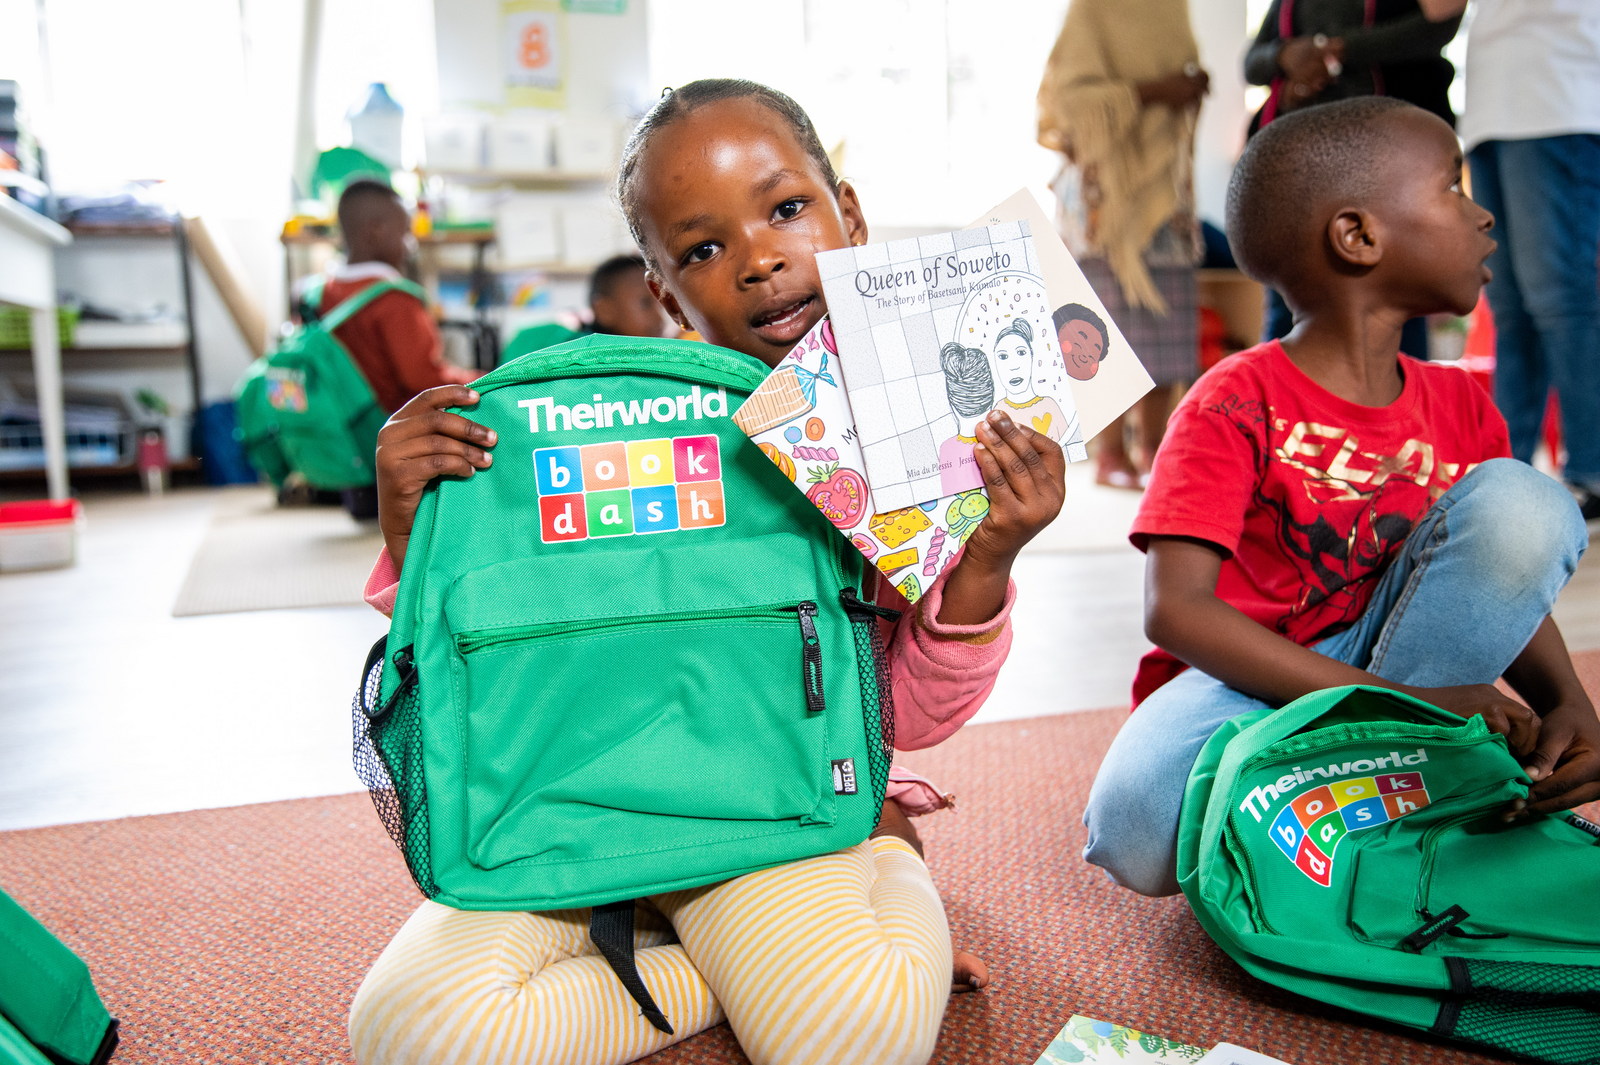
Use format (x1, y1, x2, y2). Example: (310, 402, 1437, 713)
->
(1082, 459, 1587, 896)
(1262, 287, 1430, 361)
(1468, 136, 1600, 488)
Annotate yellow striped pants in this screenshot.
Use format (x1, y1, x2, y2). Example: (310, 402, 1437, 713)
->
(348, 837, 952, 1065)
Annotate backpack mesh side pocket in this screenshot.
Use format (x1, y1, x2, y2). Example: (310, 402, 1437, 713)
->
(353, 640, 438, 898)
(840, 589, 898, 807)
(1437, 956, 1600, 1064)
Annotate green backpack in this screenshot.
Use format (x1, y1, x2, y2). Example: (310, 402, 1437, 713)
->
(0, 887, 118, 1065)
(352, 334, 898, 1033)
(234, 277, 425, 489)
(1179, 684, 1600, 1064)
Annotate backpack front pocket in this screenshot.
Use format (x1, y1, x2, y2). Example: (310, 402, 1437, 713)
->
(444, 539, 840, 871)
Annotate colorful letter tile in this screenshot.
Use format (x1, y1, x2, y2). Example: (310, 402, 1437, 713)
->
(632, 485, 680, 534)
(1309, 810, 1347, 856)
(1294, 836, 1333, 886)
(539, 493, 587, 542)
(626, 439, 674, 487)
(1270, 806, 1304, 861)
(1340, 796, 1389, 832)
(1382, 788, 1430, 819)
(580, 442, 630, 489)
(673, 434, 721, 483)
(1376, 772, 1425, 795)
(535, 446, 583, 495)
(677, 481, 725, 529)
(1291, 785, 1336, 829)
(586, 489, 634, 537)
(1332, 777, 1380, 807)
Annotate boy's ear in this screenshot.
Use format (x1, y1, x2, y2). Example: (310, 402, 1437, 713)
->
(1327, 207, 1383, 269)
(646, 272, 693, 331)
(837, 180, 869, 247)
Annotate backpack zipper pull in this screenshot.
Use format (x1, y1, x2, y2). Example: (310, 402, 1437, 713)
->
(838, 586, 904, 622)
(796, 601, 826, 714)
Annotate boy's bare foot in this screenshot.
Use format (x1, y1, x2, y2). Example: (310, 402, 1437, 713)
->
(952, 949, 990, 992)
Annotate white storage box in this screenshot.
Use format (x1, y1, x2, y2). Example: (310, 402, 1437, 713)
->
(0, 499, 84, 572)
(553, 120, 617, 174)
(494, 194, 561, 265)
(423, 113, 486, 172)
(487, 114, 552, 173)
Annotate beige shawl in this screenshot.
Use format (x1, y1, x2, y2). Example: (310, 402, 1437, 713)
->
(1037, 0, 1199, 312)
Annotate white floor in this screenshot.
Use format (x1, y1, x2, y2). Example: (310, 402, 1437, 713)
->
(1, 461, 1595, 831)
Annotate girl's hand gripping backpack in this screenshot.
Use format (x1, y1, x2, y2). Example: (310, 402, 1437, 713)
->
(234, 277, 422, 490)
(352, 335, 898, 1034)
(1179, 684, 1600, 1064)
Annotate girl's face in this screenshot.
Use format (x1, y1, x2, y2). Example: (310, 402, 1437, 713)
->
(634, 98, 868, 368)
(993, 334, 1033, 399)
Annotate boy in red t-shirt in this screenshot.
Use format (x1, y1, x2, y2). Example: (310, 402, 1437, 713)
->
(1084, 97, 1600, 897)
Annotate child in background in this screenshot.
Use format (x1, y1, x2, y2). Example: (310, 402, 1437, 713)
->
(502, 254, 671, 359)
(350, 80, 1068, 1065)
(320, 180, 480, 413)
(1083, 97, 1600, 899)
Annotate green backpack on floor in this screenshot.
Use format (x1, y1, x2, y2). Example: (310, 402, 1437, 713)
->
(352, 334, 897, 1033)
(234, 277, 424, 489)
(1179, 684, 1600, 1064)
(0, 887, 118, 1065)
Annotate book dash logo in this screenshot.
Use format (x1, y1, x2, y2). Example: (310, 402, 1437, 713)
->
(1260, 767, 1432, 887)
(534, 435, 725, 543)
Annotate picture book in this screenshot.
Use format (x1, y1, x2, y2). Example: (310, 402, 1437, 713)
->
(732, 188, 1156, 601)
(733, 314, 974, 604)
(814, 220, 1092, 511)
(1032, 1016, 1292, 1065)
(967, 188, 1155, 445)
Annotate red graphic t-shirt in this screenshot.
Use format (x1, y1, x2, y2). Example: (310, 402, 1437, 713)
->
(1128, 341, 1511, 706)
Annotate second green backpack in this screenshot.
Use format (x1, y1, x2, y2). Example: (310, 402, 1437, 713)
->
(352, 334, 898, 1032)
(1179, 684, 1600, 1064)
(235, 277, 425, 490)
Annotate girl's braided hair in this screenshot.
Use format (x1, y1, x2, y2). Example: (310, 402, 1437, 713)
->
(616, 79, 840, 269)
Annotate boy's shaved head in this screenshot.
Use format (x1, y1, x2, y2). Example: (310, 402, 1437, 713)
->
(1226, 97, 1418, 290)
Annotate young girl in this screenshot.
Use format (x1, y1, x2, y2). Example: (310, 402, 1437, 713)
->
(350, 79, 1066, 1065)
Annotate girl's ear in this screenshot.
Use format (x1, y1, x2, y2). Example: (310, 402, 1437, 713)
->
(646, 271, 692, 331)
(1327, 207, 1382, 269)
(837, 180, 869, 247)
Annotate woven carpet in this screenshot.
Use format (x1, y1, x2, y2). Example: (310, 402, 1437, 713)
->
(170, 487, 383, 616)
(5, 656, 1600, 1065)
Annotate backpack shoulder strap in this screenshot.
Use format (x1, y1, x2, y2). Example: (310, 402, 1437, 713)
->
(319, 277, 430, 333)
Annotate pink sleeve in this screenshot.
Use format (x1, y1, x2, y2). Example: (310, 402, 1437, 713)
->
(364, 548, 402, 617)
(884, 550, 1016, 751)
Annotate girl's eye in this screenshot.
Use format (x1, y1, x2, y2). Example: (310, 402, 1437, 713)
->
(774, 199, 804, 221)
(682, 242, 717, 265)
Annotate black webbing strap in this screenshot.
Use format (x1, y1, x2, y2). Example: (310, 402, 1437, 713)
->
(589, 900, 674, 1035)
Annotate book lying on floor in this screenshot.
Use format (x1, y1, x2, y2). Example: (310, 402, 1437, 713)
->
(732, 188, 1154, 601)
(1032, 1015, 1292, 1064)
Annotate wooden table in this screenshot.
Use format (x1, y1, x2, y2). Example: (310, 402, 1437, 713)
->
(0, 195, 73, 499)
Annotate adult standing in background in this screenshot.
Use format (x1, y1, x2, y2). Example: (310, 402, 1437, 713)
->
(1454, 0, 1600, 518)
(1037, 0, 1208, 490)
(1244, 0, 1464, 360)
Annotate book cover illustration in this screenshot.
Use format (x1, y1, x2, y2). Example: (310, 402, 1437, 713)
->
(967, 189, 1154, 445)
(815, 220, 1091, 512)
(733, 315, 983, 603)
(1034, 1016, 1204, 1064)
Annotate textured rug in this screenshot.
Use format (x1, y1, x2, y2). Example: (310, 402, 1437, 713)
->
(5, 654, 1600, 1065)
(170, 487, 383, 616)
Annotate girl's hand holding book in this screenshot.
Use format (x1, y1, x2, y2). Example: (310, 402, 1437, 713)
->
(936, 409, 1065, 626)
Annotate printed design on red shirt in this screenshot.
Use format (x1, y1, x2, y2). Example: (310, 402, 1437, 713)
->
(1211, 393, 1483, 643)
